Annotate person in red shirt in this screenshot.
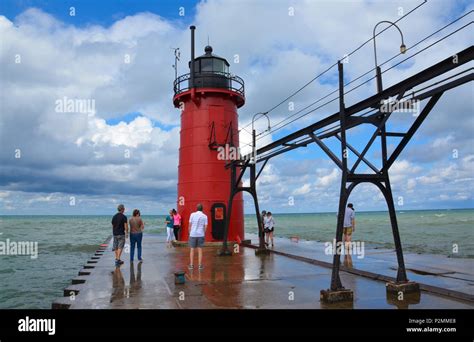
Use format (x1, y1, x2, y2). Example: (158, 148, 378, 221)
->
(172, 209, 182, 241)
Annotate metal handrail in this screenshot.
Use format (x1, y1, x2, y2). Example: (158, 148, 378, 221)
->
(173, 71, 245, 97)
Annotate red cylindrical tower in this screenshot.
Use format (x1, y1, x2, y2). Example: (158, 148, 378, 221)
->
(173, 26, 245, 243)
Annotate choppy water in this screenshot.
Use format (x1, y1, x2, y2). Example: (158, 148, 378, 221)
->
(0, 209, 472, 308)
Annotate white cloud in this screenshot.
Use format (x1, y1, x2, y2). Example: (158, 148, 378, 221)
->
(406, 178, 417, 192)
(317, 168, 339, 188)
(0, 191, 11, 199)
(293, 183, 311, 196)
(76, 116, 154, 148)
(27, 192, 63, 204)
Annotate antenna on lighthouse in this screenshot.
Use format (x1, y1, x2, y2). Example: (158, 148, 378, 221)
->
(171, 47, 180, 80)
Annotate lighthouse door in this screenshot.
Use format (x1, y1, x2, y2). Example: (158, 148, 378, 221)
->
(211, 203, 226, 240)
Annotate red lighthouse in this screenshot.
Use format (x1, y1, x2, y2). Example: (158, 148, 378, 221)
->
(173, 26, 245, 243)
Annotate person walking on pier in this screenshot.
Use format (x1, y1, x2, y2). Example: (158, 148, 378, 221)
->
(264, 211, 275, 247)
(112, 204, 128, 267)
(165, 210, 174, 248)
(343, 203, 355, 252)
(188, 203, 208, 270)
(129, 209, 144, 262)
(172, 209, 182, 241)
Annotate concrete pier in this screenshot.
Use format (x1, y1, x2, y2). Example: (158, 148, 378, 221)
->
(52, 233, 473, 309)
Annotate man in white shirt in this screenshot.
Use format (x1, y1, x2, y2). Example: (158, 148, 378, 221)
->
(188, 203, 208, 270)
(343, 203, 355, 250)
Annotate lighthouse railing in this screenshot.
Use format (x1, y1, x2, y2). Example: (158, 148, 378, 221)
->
(173, 71, 245, 97)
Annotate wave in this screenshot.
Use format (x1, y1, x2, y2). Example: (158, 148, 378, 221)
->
(0, 268, 16, 274)
(42, 243, 99, 253)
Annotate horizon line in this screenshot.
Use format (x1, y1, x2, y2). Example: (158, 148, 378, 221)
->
(0, 207, 472, 216)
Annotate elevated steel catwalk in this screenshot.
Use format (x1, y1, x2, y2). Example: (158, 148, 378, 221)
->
(219, 46, 473, 302)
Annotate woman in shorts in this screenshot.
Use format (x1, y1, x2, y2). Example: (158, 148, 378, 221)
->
(264, 211, 275, 247)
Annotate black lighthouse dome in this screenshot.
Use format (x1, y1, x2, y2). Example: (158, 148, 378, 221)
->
(204, 45, 213, 54)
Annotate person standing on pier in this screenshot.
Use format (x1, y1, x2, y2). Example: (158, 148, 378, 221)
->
(165, 210, 174, 248)
(264, 211, 275, 247)
(343, 203, 355, 252)
(188, 203, 208, 270)
(129, 209, 144, 262)
(172, 209, 182, 242)
(111, 204, 128, 267)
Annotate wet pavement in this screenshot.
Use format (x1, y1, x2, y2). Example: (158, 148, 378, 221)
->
(244, 233, 474, 297)
(63, 234, 473, 309)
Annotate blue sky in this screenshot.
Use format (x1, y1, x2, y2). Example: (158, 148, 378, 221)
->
(0, 0, 472, 214)
(1, 0, 198, 26)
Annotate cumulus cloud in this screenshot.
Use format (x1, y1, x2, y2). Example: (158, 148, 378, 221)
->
(76, 116, 154, 148)
(317, 168, 340, 188)
(0, 7, 183, 213)
(293, 183, 311, 196)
